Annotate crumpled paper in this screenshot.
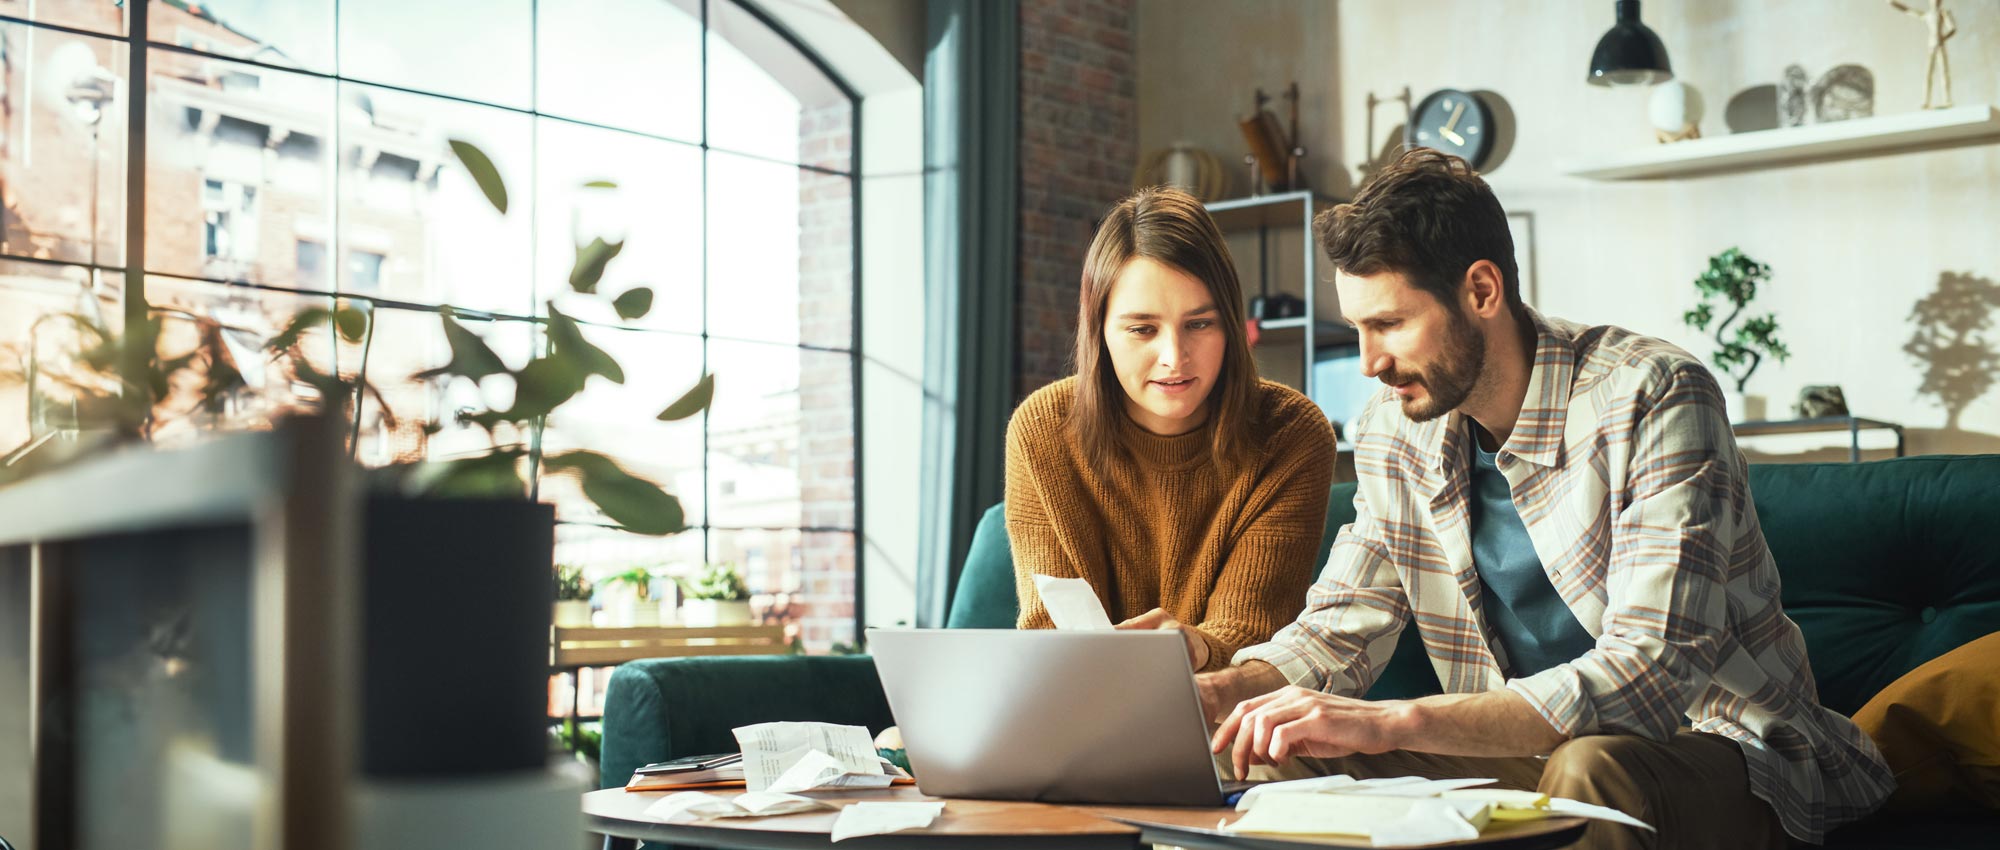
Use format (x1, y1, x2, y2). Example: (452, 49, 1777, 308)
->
(830, 801, 945, 842)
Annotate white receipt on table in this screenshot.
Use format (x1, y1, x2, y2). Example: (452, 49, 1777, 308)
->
(641, 790, 829, 823)
(830, 801, 945, 842)
(1030, 574, 1115, 630)
(732, 721, 907, 792)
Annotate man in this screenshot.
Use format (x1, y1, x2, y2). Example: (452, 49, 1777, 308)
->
(1198, 148, 1893, 849)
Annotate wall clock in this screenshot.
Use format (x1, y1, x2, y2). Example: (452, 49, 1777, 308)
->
(1407, 88, 1496, 170)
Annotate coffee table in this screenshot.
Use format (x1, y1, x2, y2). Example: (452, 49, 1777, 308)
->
(583, 787, 1589, 850)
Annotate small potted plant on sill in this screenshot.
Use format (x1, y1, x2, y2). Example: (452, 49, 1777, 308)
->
(553, 564, 593, 628)
(679, 563, 751, 628)
(606, 566, 666, 627)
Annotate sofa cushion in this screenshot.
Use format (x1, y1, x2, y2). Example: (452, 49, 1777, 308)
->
(1749, 455, 2000, 716)
(1852, 631, 2000, 812)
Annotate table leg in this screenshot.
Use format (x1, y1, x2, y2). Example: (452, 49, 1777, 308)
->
(601, 834, 638, 850)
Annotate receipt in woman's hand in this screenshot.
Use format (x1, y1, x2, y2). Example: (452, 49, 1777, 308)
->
(1030, 574, 1115, 630)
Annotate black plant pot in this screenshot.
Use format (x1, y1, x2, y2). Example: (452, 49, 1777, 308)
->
(360, 495, 554, 778)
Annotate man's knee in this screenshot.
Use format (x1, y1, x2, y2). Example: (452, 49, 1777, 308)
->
(1541, 735, 1648, 800)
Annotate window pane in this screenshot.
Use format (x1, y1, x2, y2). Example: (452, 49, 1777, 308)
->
(540, 327, 705, 527)
(705, 339, 853, 528)
(535, 119, 700, 332)
(0, 24, 128, 268)
(536, 0, 699, 142)
(337, 0, 531, 109)
(145, 48, 334, 288)
(338, 83, 532, 315)
(0, 260, 113, 456)
(144, 274, 338, 446)
(350, 305, 536, 469)
(148, 0, 334, 74)
(0, 0, 123, 35)
(707, 153, 852, 349)
(706, 0, 850, 168)
(710, 529, 854, 653)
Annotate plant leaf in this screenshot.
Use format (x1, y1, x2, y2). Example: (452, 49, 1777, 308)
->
(422, 450, 529, 499)
(583, 180, 618, 189)
(546, 305, 623, 384)
(658, 373, 714, 421)
(448, 139, 508, 214)
(611, 287, 653, 320)
(333, 305, 370, 343)
(415, 309, 509, 381)
(499, 355, 588, 421)
(267, 307, 332, 354)
(545, 450, 686, 535)
(569, 237, 625, 294)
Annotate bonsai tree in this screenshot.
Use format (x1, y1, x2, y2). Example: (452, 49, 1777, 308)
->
(1684, 247, 1791, 393)
(679, 562, 750, 602)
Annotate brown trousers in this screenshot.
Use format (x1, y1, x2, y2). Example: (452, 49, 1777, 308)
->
(1277, 733, 1792, 850)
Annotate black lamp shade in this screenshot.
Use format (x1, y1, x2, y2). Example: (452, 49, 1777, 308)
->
(1588, 0, 1672, 86)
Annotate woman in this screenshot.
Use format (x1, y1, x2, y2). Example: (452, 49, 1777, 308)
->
(1007, 186, 1335, 672)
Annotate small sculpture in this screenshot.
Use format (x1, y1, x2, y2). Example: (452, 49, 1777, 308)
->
(1795, 386, 1850, 419)
(1777, 65, 1810, 127)
(1810, 65, 1875, 122)
(1888, 0, 1957, 109)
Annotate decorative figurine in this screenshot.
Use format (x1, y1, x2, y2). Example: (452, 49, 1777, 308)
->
(1778, 64, 1811, 127)
(1887, 0, 1957, 109)
(1810, 65, 1875, 122)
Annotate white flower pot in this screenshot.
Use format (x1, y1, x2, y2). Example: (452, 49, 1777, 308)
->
(682, 599, 752, 628)
(614, 597, 660, 627)
(553, 600, 593, 628)
(1723, 392, 1767, 424)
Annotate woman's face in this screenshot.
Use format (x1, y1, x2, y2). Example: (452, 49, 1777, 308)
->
(1101, 257, 1227, 435)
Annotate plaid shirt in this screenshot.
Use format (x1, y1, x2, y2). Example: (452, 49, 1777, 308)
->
(1235, 311, 1893, 842)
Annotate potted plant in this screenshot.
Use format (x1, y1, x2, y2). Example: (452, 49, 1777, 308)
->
(553, 564, 593, 627)
(1684, 247, 1791, 422)
(679, 563, 751, 628)
(606, 566, 667, 627)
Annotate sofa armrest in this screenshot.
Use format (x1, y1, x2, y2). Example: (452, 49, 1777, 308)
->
(598, 655, 895, 790)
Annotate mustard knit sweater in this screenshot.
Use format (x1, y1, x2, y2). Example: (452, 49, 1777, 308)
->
(1005, 377, 1336, 671)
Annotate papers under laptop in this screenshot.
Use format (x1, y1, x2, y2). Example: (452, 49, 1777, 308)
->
(870, 584, 1248, 806)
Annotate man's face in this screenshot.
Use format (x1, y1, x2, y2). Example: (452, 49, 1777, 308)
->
(1336, 269, 1485, 422)
(1102, 257, 1226, 435)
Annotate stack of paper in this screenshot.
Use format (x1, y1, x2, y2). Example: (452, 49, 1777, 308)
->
(732, 721, 912, 793)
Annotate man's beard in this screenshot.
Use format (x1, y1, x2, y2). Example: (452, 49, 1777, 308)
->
(1385, 307, 1486, 423)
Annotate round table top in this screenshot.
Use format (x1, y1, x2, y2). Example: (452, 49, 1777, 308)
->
(583, 787, 1591, 850)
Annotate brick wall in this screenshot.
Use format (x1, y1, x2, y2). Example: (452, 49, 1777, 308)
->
(795, 101, 856, 652)
(1015, 0, 1136, 402)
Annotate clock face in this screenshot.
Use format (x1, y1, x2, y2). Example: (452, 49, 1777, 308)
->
(1409, 89, 1495, 169)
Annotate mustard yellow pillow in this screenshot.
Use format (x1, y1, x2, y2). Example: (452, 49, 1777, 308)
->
(1851, 631, 2000, 812)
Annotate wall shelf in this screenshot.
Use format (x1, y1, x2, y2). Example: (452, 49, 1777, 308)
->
(1561, 104, 2000, 180)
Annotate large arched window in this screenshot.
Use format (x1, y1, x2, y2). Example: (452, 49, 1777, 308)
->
(0, 0, 864, 682)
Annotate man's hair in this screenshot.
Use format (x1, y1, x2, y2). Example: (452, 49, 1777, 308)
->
(1071, 186, 1260, 474)
(1314, 148, 1521, 316)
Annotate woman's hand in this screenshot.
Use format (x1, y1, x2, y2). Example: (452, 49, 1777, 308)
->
(1116, 607, 1210, 670)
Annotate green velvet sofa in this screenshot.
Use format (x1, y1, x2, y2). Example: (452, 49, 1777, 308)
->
(601, 454, 2000, 847)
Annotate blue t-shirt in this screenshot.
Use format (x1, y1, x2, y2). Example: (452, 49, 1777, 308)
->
(1467, 431, 1596, 679)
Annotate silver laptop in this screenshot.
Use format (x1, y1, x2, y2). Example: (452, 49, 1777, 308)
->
(868, 628, 1251, 806)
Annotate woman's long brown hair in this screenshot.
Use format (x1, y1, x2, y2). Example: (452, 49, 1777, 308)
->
(1070, 186, 1260, 475)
